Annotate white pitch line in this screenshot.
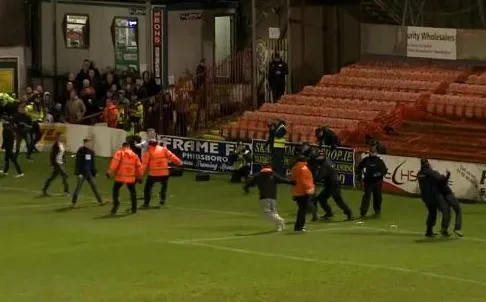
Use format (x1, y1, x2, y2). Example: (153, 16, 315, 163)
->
(361, 226, 486, 244)
(175, 240, 486, 286)
(169, 226, 363, 244)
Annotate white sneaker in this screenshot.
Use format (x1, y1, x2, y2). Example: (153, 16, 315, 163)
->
(276, 219, 286, 232)
(15, 173, 24, 178)
(0, 171, 7, 176)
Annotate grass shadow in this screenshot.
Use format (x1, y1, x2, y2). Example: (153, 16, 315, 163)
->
(93, 213, 131, 219)
(415, 237, 460, 244)
(54, 206, 77, 213)
(234, 230, 276, 237)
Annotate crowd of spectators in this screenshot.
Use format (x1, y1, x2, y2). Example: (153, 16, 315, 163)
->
(18, 58, 197, 136)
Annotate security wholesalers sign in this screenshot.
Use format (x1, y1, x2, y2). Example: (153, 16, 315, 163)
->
(406, 26, 457, 60)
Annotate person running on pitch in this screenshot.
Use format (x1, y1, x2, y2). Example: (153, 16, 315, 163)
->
(42, 132, 69, 196)
(106, 142, 143, 215)
(71, 138, 106, 207)
(244, 164, 295, 232)
(314, 151, 353, 221)
(135, 128, 157, 156)
(140, 139, 182, 208)
(1, 118, 23, 177)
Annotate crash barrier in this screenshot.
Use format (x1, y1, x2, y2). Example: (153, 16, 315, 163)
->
(358, 152, 486, 203)
(0, 123, 126, 157)
(2, 123, 483, 202)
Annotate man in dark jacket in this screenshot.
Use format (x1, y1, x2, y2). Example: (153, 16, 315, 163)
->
(1, 119, 23, 177)
(417, 158, 452, 237)
(314, 151, 353, 221)
(14, 107, 33, 160)
(356, 147, 388, 218)
(71, 138, 105, 206)
(42, 132, 69, 196)
(315, 127, 340, 149)
(244, 164, 294, 231)
(268, 53, 288, 102)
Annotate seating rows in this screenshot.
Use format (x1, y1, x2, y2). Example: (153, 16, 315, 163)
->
(339, 67, 462, 81)
(222, 123, 319, 143)
(318, 75, 442, 92)
(465, 73, 486, 85)
(447, 83, 486, 96)
(300, 86, 423, 102)
(239, 111, 359, 130)
(279, 95, 396, 112)
(425, 94, 486, 119)
(259, 103, 379, 121)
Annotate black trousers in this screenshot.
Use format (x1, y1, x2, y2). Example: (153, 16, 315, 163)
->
(112, 182, 137, 214)
(294, 195, 310, 231)
(230, 165, 250, 183)
(143, 175, 169, 206)
(72, 172, 103, 204)
(271, 83, 285, 102)
(316, 183, 352, 217)
(176, 112, 188, 137)
(425, 194, 450, 232)
(444, 193, 462, 231)
(15, 131, 32, 159)
(42, 164, 69, 193)
(3, 148, 22, 174)
(360, 181, 383, 217)
(31, 122, 41, 150)
(271, 147, 285, 177)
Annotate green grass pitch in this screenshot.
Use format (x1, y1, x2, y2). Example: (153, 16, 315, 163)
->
(1, 153, 486, 302)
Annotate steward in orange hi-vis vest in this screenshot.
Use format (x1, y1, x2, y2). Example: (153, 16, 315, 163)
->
(106, 142, 143, 215)
(291, 155, 315, 232)
(141, 140, 182, 208)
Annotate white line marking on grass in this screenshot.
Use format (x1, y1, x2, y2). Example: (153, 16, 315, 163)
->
(361, 226, 486, 243)
(173, 241, 486, 287)
(169, 226, 363, 244)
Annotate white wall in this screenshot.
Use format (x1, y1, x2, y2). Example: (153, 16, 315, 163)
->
(40, 1, 148, 75)
(0, 46, 31, 92)
(167, 10, 203, 80)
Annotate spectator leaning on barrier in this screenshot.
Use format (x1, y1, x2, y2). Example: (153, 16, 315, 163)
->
(65, 91, 86, 124)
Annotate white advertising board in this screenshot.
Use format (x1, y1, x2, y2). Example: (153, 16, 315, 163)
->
(364, 154, 486, 202)
(407, 26, 457, 60)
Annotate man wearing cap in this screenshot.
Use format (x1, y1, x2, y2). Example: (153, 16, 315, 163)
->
(244, 164, 294, 231)
(72, 138, 105, 207)
(356, 146, 388, 218)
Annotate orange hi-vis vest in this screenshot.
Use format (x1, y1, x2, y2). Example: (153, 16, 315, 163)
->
(107, 147, 142, 183)
(291, 161, 315, 197)
(141, 145, 182, 177)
